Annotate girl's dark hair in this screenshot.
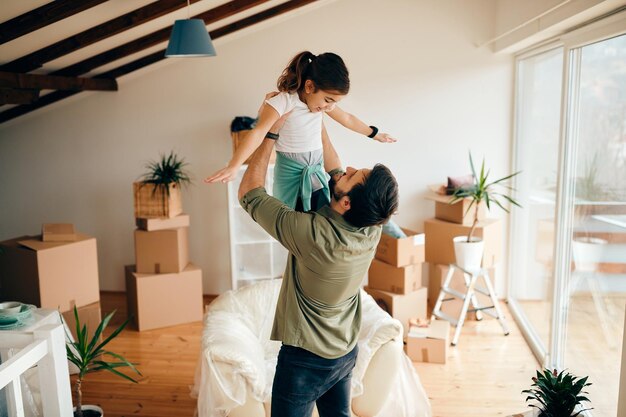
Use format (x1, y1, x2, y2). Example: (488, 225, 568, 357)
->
(344, 164, 399, 228)
(277, 51, 350, 95)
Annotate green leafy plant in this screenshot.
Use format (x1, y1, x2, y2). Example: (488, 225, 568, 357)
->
(65, 307, 141, 417)
(139, 151, 192, 196)
(522, 369, 592, 417)
(450, 151, 521, 242)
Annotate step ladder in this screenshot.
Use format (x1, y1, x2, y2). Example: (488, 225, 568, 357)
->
(431, 264, 509, 346)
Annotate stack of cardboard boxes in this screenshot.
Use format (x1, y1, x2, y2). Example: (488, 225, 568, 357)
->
(424, 189, 502, 319)
(0, 223, 101, 339)
(126, 184, 203, 331)
(364, 228, 427, 337)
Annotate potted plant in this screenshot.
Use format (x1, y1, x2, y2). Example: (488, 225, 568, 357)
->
(66, 306, 141, 417)
(521, 368, 592, 416)
(133, 151, 191, 219)
(450, 152, 521, 272)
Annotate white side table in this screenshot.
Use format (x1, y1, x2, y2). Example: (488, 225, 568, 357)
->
(0, 308, 73, 417)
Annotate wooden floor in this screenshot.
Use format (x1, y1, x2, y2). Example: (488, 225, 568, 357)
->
(82, 292, 540, 417)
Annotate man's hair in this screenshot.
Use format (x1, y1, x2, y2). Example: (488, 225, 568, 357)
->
(344, 164, 399, 228)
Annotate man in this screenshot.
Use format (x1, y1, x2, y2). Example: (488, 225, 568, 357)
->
(238, 135, 399, 417)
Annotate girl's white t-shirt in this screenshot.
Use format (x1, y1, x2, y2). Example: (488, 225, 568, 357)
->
(265, 92, 323, 153)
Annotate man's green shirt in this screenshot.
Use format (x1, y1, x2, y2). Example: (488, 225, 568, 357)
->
(240, 187, 382, 359)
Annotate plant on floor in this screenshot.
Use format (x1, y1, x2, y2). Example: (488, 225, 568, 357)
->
(450, 151, 521, 242)
(139, 151, 192, 196)
(522, 368, 592, 417)
(66, 307, 141, 417)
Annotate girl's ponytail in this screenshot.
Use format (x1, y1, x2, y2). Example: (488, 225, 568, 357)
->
(277, 51, 316, 93)
(277, 51, 349, 95)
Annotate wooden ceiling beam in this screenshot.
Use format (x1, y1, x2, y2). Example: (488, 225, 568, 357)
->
(0, 89, 40, 105)
(0, 0, 108, 45)
(53, 0, 270, 78)
(0, 0, 319, 124)
(0, 71, 117, 92)
(96, 0, 319, 81)
(0, 0, 202, 73)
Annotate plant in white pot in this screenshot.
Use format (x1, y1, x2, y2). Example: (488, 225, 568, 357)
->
(450, 152, 521, 273)
(66, 306, 141, 417)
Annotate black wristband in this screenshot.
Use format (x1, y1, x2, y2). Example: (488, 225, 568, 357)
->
(367, 126, 378, 139)
(265, 132, 279, 140)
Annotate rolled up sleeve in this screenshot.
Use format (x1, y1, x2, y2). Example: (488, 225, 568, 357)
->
(240, 187, 313, 258)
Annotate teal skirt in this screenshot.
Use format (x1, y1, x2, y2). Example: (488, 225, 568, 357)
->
(273, 152, 330, 211)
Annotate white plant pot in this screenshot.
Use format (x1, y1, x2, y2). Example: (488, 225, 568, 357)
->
(74, 405, 103, 417)
(453, 236, 484, 273)
(572, 237, 608, 272)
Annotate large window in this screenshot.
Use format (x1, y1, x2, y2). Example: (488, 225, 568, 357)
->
(510, 13, 626, 416)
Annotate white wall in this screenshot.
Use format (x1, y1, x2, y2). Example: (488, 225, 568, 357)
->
(0, 0, 515, 295)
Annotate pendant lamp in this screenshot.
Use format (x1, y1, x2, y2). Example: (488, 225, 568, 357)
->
(165, 0, 216, 57)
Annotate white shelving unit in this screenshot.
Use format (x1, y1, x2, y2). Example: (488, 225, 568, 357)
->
(228, 165, 288, 290)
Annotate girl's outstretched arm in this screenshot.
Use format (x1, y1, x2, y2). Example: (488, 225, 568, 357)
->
(204, 103, 280, 184)
(326, 106, 397, 143)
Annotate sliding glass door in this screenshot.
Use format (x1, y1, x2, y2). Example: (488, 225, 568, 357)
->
(510, 12, 626, 416)
(509, 46, 563, 360)
(561, 30, 626, 417)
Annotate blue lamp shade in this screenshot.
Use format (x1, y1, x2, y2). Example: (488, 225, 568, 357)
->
(165, 19, 216, 57)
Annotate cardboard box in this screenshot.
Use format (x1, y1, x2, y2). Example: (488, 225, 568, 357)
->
(134, 227, 189, 274)
(62, 301, 102, 341)
(136, 213, 190, 231)
(0, 234, 100, 312)
(406, 320, 450, 363)
(425, 189, 486, 226)
(375, 229, 425, 267)
(133, 182, 182, 219)
(368, 259, 422, 294)
(424, 218, 501, 267)
(125, 264, 203, 331)
(364, 286, 427, 336)
(42, 223, 77, 242)
(428, 263, 498, 320)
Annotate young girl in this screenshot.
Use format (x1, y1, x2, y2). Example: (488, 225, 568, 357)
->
(205, 51, 396, 211)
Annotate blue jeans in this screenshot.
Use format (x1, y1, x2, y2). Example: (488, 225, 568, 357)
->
(271, 344, 358, 417)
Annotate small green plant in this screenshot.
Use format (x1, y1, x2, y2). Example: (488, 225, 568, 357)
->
(522, 369, 592, 417)
(65, 307, 141, 417)
(140, 151, 191, 196)
(450, 151, 521, 242)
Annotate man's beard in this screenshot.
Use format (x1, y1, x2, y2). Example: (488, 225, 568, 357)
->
(329, 176, 347, 201)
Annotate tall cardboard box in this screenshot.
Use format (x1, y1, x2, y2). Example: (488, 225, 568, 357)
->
(62, 301, 102, 341)
(125, 264, 203, 331)
(375, 229, 425, 267)
(424, 190, 486, 226)
(0, 234, 100, 311)
(368, 259, 422, 294)
(406, 320, 450, 364)
(364, 286, 427, 336)
(424, 218, 501, 267)
(134, 227, 189, 274)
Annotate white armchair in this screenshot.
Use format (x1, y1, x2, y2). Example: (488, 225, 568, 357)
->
(192, 279, 431, 417)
